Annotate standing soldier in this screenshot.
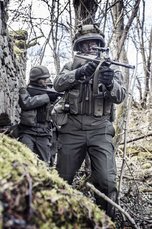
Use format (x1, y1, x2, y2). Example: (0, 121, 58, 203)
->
(18, 65, 59, 166)
(53, 24, 126, 219)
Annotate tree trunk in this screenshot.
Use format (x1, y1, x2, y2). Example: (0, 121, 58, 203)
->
(0, 1, 26, 128)
(110, 0, 140, 146)
(73, 0, 98, 26)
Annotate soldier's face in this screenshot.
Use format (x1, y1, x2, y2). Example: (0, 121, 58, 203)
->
(38, 78, 49, 87)
(80, 40, 98, 53)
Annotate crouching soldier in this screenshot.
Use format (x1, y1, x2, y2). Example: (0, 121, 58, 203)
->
(18, 65, 59, 166)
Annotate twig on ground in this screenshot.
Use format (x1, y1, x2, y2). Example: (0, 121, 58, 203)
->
(120, 133, 152, 144)
(86, 182, 139, 229)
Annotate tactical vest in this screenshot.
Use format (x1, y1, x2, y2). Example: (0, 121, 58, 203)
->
(67, 56, 112, 117)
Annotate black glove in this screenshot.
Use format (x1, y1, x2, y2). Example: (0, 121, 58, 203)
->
(75, 61, 98, 80)
(19, 87, 27, 94)
(98, 66, 114, 88)
(48, 91, 63, 103)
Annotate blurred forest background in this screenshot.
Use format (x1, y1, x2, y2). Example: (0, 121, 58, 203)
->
(0, 0, 151, 228)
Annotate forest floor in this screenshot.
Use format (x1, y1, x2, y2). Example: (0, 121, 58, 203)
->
(73, 106, 152, 229)
(115, 105, 152, 229)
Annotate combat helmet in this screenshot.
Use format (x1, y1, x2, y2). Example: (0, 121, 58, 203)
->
(29, 65, 50, 82)
(73, 24, 105, 52)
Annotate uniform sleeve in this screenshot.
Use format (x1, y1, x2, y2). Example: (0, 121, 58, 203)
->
(53, 62, 79, 92)
(105, 68, 127, 104)
(19, 87, 50, 110)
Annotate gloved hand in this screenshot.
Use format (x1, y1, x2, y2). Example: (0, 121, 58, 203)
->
(48, 91, 61, 103)
(98, 66, 114, 88)
(19, 87, 27, 94)
(75, 61, 98, 80)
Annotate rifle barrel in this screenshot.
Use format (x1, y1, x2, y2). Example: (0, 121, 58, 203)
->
(75, 54, 135, 69)
(111, 60, 135, 69)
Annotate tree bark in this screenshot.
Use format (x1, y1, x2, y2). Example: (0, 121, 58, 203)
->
(73, 0, 98, 26)
(0, 1, 26, 128)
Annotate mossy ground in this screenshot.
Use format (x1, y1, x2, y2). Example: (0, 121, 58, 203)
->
(0, 134, 115, 229)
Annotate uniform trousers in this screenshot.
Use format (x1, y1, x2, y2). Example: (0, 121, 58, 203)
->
(57, 115, 117, 219)
(20, 134, 52, 165)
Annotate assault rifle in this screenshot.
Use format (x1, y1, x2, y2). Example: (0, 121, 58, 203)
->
(75, 47, 135, 69)
(75, 47, 135, 96)
(27, 85, 63, 103)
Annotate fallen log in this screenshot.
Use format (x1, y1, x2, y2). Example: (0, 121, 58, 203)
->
(0, 134, 115, 229)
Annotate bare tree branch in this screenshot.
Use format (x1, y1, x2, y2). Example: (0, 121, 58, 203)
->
(117, 0, 141, 59)
(86, 182, 139, 229)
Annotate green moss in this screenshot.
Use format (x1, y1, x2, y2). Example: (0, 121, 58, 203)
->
(10, 30, 28, 40)
(9, 29, 28, 57)
(0, 134, 115, 228)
